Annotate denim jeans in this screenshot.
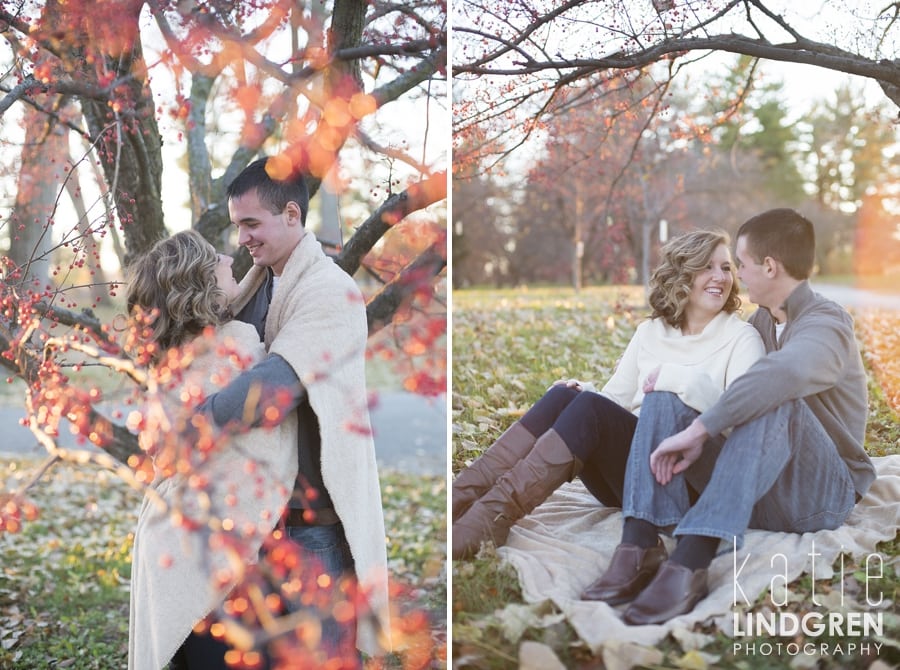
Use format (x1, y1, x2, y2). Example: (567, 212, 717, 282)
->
(622, 392, 856, 548)
(170, 524, 358, 670)
(283, 522, 359, 664)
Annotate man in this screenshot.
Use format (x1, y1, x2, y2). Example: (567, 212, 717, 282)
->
(197, 157, 390, 663)
(582, 208, 876, 625)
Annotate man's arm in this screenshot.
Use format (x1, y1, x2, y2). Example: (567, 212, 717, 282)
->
(203, 354, 307, 428)
(699, 309, 854, 438)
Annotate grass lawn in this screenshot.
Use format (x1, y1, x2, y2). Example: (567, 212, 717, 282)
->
(0, 294, 447, 668)
(0, 458, 446, 669)
(451, 285, 900, 670)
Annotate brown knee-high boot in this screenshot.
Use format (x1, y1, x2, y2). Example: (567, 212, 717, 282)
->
(452, 422, 537, 522)
(452, 429, 582, 560)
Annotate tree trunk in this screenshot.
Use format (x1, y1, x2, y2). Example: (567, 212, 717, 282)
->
(8, 99, 63, 290)
(73, 0, 166, 262)
(65, 172, 112, 308)
(329, 0, 366, 90)
(573, 183, 584, 292)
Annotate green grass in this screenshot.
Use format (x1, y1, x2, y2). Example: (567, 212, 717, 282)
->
(0, 461, 138, 668)
(0, 459, 446, 669)
(451, 286, 900, 669)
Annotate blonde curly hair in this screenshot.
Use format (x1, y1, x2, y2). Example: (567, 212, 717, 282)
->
(648, 229, 741, 329)
(125, 230, 229, 355)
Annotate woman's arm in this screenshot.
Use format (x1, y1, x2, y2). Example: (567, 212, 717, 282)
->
(598, 324, 644, 410)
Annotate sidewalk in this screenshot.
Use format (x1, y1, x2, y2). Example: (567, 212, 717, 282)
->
(0, 390, 447, 477)
(812, 282, 900, 310)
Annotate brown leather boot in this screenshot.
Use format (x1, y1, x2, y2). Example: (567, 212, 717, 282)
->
(623, 560, 709, 625)
(581, 540, 667, 605)
(452, 422, 537, 522)
(452, 429, 581, 560)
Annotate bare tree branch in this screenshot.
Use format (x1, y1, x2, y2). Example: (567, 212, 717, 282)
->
(0, 74, 38, 115)
(365, 241, 446, 333)
(336, 171, 447, 276)
(457, 34, 900, 90)
(371, 45, 446, 106)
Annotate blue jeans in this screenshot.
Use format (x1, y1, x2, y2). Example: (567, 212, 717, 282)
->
(623, 392, 856, 548)
(282, 522, 359, 664)
(172, 524, 358, 670)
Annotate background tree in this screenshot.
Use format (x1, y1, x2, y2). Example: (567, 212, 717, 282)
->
(451, 166, 510, 288)
(0, 0, 448, 463)
(452, 0, 898, 286)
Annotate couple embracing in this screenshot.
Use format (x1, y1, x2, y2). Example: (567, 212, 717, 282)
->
(125, 158, 391, 669)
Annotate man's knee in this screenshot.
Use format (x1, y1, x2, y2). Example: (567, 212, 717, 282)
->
(642, 391, 694, 416)
(727, 399, 809, 445)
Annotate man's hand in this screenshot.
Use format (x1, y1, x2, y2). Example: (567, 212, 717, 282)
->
(649, 418, 708, 486)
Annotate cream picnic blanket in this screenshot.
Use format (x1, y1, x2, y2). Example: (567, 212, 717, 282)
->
(498, 455, 900, 652)
(232, 231, 391, 656)
(129, 321, 298, 670)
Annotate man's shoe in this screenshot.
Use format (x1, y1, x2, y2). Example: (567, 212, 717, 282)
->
(580, 540, 667, 606)
(623, 560, 708, 625)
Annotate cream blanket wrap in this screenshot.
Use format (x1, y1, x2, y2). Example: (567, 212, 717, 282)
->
(496, 455, 900, 654)
(128, 321, 299, 670)
(230, 231, 391, 656)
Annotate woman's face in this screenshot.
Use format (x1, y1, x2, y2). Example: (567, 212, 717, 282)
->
(214, 253, 240, 303)
(687, 243, 734, 319)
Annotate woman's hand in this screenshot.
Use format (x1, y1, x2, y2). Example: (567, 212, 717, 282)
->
(549, 378, 583, 391)
(643, 367, 661, 394)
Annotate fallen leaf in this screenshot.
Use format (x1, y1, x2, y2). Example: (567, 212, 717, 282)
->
(601, 639, 665, 670)
(519, 640, 566, 670)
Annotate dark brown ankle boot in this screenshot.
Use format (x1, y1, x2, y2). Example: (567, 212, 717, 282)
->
(452, 422, 536, 522)
(581, 539, 667, 605)
(452, 429, 581, 560)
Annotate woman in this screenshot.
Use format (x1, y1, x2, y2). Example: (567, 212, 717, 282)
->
(452, 229, 765, 561)
(126, 231, 300, 670)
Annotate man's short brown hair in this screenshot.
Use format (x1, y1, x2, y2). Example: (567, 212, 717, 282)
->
(737, 208, 815, 280)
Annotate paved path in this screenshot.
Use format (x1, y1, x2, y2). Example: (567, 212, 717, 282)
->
(811, 282, 900, 310)
(0, 390, 446, 477)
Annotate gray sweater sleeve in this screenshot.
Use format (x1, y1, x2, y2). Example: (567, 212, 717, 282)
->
(699, 304, 854, 437)
(204, 353, 307, 428)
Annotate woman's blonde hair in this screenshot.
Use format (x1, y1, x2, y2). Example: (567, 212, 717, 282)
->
(648, 229, 741, 329)
(126, 230, 229, 355)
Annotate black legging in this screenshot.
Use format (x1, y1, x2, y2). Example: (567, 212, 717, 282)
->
(170, 630, 241, 670)
(518, 385, 637, 507)
(171, 630, 275, 670)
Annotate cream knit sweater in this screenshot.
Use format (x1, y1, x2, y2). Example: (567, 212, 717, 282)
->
(231, 231, 390, 656)
(598, 311, 765, 415)
(129, 321, 298, 670)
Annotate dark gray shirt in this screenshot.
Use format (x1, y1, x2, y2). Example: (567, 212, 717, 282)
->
(207, 270, 334, 510)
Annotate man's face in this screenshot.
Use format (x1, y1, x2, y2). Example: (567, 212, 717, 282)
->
(229, 188, 303, 276)
(735, 235, 768, 307)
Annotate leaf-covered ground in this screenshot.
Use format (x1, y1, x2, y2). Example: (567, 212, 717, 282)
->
(451, 286, 900, 670)
(0, 457, 446, 669)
